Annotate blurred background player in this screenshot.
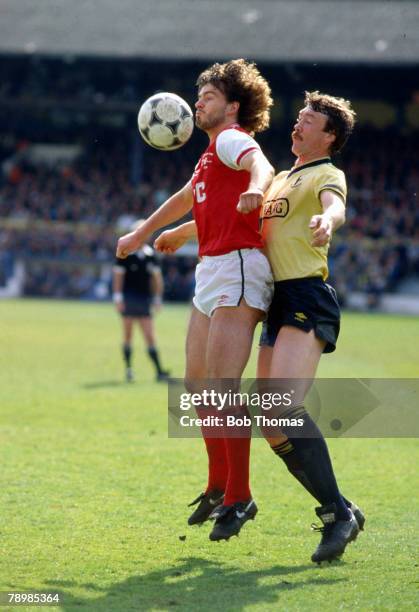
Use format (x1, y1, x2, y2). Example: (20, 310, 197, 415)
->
(113, 220, 170, 382)
(117, 59, 274, 541)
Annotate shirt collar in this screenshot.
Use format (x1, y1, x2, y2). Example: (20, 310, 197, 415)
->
(287, 157, 331, 178)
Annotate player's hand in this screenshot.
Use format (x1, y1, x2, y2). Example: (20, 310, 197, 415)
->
(116, 228, 146, 259)
(153, 296, 162, 313)
(113, 292, 124, 312)
(237, 188, 264, 214)
(309, 214, 332, 247)
(154, 229, 188, 254)
(115, 301, 124, 313)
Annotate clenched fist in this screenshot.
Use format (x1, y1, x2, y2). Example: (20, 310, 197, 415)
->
(237, 187, 264, 214)
(116, 228, 147, 259)
(154, 228, 188, 254)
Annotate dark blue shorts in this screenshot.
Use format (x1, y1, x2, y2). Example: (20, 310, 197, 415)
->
(259, 277, 340, 353)
(122, 296, 152, 318)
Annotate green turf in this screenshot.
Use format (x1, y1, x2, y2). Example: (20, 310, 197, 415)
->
(0, 300, 418, 611)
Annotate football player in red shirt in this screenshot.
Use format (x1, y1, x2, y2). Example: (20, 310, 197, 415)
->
(117, 59, 274, 541)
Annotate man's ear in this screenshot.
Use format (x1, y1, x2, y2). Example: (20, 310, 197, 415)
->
(325, 130, 336, 150)
(227, 100, 240, 116)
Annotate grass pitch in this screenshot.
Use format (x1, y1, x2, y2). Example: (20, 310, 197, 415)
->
(0, 299, 418, 611)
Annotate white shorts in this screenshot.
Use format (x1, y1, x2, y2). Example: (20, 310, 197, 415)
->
(193, 248, 274, 317)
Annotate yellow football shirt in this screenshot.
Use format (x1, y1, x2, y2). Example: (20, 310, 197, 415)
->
(261, 158, 347, 281)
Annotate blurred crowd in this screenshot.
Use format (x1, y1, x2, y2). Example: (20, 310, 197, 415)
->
(0, 126, 418, 306)
(327, 128, 419, 305)
(0, 145, 192, 225)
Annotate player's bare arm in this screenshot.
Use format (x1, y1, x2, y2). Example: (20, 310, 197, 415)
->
(310, 190, 346, 247)
(237, 150, 275, 214)
(154, 221, 197, 254)
(116, 181, 194, 258)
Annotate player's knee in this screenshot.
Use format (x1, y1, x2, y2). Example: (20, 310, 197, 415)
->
(184, 376, 204, 395)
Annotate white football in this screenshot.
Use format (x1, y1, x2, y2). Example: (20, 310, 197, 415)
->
(137, 92, 194, 151)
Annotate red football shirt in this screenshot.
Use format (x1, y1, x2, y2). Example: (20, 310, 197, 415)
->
(191, 125, 264, 256)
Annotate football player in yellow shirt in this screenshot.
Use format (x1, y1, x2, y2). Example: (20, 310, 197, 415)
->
(257, 91, 362, 564)
(155, 91, 362, 564)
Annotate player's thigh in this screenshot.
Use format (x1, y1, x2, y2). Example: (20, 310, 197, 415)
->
(185, 305, 210, 383)
(272, 325, 325, 378)
(270, 325, 325, 403)
(206, 300, 261, 379)
(137, 316, 155, 346)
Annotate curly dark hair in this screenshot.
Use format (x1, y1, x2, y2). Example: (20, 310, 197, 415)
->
(305, 91, 357, 154)
(196, 59, 273, 134)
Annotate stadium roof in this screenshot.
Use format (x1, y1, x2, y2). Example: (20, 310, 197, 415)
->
(0, 0, 418, 65)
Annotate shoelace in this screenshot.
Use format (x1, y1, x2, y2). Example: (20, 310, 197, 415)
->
(214, 504, 237, 521)
(311, 522, 335, 534)
(311, 522, 335, 544)
(188, 493, 205, 507)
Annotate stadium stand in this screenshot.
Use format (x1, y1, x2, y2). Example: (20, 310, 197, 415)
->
(1, 122, 417, 306)
(0, 1, 418, 310)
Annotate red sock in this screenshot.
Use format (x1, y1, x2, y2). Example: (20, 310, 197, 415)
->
(223, 436, 251, 505)
(202, 436, 227, 493)
(197, 406, 227, 492)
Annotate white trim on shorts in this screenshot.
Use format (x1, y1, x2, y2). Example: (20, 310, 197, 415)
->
(192, 248, 274, 317)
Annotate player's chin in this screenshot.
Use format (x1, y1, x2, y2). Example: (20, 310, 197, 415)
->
(291, 142, 300, 155)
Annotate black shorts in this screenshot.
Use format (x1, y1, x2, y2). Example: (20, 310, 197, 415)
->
(122, 296, 152, 318)
(259, 277, 340, 353)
